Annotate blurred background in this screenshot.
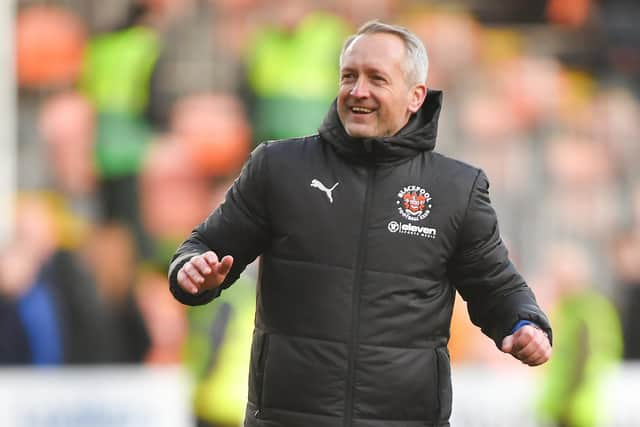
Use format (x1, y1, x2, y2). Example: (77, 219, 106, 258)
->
(2, 0, 640, 426)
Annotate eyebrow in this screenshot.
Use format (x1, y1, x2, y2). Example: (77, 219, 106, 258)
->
(340, 65, 391, 79)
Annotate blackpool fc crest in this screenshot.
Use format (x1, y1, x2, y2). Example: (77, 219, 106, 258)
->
(396, 185, 432, 221)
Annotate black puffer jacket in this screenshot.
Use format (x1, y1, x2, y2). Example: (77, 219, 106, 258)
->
(169, 90, 552, 427)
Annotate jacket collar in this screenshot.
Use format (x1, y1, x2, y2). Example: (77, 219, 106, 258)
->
(318, 89, 443, 165)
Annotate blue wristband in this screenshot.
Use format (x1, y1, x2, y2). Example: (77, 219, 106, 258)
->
(511, 320, 536, 334)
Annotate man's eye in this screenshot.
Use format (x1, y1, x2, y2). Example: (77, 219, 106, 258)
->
(341, 74, 355, 81)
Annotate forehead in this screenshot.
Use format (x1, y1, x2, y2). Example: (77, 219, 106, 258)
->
(341, 33, 407, 72)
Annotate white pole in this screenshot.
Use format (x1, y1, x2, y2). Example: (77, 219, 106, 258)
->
(0, 0, 15, 247)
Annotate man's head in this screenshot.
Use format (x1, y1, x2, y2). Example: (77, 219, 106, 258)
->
(337, 20, 428, 138)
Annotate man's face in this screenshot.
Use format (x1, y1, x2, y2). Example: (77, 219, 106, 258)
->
(337, 33, 426, 138)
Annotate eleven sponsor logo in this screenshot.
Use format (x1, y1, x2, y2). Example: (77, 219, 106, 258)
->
(387, 221, 437, 239)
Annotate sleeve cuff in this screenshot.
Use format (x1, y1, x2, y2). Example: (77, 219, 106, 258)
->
(511, 320, 537, 334)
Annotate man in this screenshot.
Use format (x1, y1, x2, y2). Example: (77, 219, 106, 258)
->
(169, 20, 552, 427)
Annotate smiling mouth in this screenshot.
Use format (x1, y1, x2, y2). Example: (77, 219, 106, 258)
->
(350, 106, 375, 114)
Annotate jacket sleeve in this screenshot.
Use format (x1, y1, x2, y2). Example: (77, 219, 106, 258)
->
(168, 143, 271, 306)
(447, 170, 552, 346)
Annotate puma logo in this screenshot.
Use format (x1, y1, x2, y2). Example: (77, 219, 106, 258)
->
(310, 179, 339, 204)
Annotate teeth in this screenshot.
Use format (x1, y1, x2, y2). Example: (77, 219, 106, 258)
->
(351, 107, 373, 113)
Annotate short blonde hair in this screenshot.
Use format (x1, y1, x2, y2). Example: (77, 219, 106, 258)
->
(340, 20, 429, 85)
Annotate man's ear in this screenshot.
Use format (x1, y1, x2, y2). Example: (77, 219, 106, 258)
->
(408, 84, 427, 113)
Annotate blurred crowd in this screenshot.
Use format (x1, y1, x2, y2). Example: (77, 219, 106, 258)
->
(3, 0, 640, 425)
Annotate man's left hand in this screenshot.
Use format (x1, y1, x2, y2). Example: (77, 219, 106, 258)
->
(500, 325, 551, 366)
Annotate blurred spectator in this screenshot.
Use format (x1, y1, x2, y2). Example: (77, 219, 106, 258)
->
(402, 9, 480, 91)
(139, 134, 215, 242)
(146, 0, 251, 128)
(546, 0, 592, 29)
(335, 0, 399, 25)
(541, 135, 619, 246)
(167, 174, 254, 426)
(139, 91, 250, 269)
(588, 86, 640, 184)
(494, 56, 564, 130)
(185, 276, 256, 427)
(16, 5, 87, 89)
(135, 267, 188, 364)
(38, 91, 99, 220)
(139, 113, 252, 420)
(15, 5, 90, 192)
(0, 193, 105, 365)
(170, 93, 251, 177)
(537, 242, 622, 427)
(82, 222, 150, 363)
(0, 195, 58, 364)
(78, 0, 181, 255)
(206, 0, 263, 65)
(456, 84, 537, 268)
(243, 0, 351, 143)
(612, 229, 640, 359)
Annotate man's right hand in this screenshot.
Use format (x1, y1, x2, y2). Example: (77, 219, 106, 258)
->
(176, 251, 234, 295)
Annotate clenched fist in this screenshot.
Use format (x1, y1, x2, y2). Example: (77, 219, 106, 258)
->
(501, 324, 551, 366)
(177, 251, 234, 295)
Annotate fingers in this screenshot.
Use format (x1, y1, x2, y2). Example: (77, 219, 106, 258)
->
(502, 325, 551, 366)
(217, 255, 234, 276)
(192, 254, 213, 275)
(203, 251, 219, 267)
(500, 335, 514, 353)
(525, 345, 552, 366)
(177, 267, 200, 294)
(177, 252, 214, 294)
(513, 334, 550, 366)
(176, 252, 234, 295)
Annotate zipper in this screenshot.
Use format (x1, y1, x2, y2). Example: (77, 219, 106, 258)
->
(343, 166, 376, 427)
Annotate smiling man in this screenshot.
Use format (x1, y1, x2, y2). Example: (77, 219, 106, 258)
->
(169, 20, 552, 427)
(337, 30, 427, 138)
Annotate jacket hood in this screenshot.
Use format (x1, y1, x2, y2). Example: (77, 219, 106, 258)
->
(318, 89, 443, 165)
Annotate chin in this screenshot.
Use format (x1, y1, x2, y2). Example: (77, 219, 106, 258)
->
(345, 124, 375, 139)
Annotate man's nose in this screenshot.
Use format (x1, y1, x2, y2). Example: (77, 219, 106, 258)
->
(350, 78, 370, 97)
